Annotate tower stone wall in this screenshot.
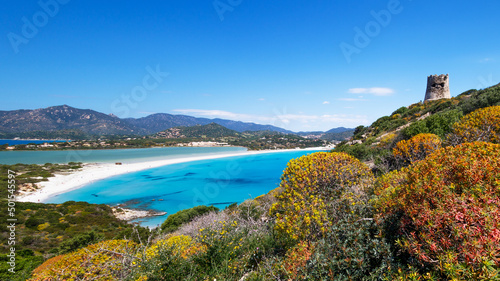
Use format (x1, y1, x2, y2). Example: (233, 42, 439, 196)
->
(424, 74, 451, 102)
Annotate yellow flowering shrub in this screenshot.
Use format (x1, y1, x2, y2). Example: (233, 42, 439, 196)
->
(379, 132, 397, 147)
(393, 133, 441, 164)
(37, 222, 50, 231)
(450, 105, 500, 144)
(29, 239, 138, 281)
(143, 235, 206, 260)
(270, 152, 374, 241)
(373, 169, 407, 213)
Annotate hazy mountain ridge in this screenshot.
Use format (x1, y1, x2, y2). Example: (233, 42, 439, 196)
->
(296, 127, 355, 141)
(0, 105, 348, 138)
(126, 113, 294, 134)
(0, 105, 145, 136)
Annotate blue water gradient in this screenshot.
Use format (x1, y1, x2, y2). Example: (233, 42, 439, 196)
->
(0, 146, 247, 165)
(45, 150, 322, 227)
(0, 139, 69, 145)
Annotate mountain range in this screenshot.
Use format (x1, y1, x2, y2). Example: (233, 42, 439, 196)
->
(0, 105, 353, 139)
(125, 113, 294, 134)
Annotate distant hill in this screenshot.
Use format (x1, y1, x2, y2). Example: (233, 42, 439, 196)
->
(296, 127, 354, 141)
(0, 105, 356, 140)
(155, 123, 240, 139)
(0, 105, 145, 137)
(321, 129, 355, 141)
(126, 113, 293, 134)
(209, 118, 294, 134)
(124, 113, 212, 134)
(325, 127, 352, 134)
(0, 106, 293, 138)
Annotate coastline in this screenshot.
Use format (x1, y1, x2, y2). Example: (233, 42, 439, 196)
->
(17, 147, 329, 203)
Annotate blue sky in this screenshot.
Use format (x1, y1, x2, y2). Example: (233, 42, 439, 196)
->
(1, 0, 499, 132)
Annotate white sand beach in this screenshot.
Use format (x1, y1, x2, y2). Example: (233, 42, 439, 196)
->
(17, 147, 329, 203)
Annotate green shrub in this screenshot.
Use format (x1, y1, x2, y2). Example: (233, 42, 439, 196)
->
(333, 143, 371, 160)
(459, 84, 500, 114)
(392, 106, 409, 116)
(403, 109, 463, 139)
(457, 89, 477, 97)
(352, 125, 367, 139)
(371, 116, 408, 135)
(307, 214, 395, 280)
(57, 231, 104, 254)
(161, 205, 219, 233)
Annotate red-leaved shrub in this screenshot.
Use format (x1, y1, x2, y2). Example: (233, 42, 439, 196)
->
(376, 142, 500, 279)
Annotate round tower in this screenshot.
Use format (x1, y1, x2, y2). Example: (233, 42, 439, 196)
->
(424, 74, 450, 102)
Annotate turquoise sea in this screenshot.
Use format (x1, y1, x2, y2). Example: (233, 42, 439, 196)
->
(0, 146, 247, 165)
(0, 139, 69, 145)
(44, 149, 322, 227)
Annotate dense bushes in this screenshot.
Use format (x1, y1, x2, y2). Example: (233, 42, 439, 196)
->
(371, 116, 408, 135)
(458, 83, 500, 114)
(160, 205, 219, 233)
(29, 240, 139, 280)
(270, 152, 374, 242)
(0, 196, 148, 280)
(376, 142, 500, 279)
(393, 133, 442, 165)
(57, 230, 104, 254)
(132, 202, 276, 280)
(306, 213, 395, 280)
(449, 105, 500, 145)
(402, 109, 463, 139)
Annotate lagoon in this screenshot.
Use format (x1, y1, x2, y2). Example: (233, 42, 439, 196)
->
(0, 139, 69, 145)
(45, 149, 320, 227)
(0, 146, 247, 165)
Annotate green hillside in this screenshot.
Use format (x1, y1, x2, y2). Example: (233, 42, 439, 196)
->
(320, 129, 354, 141)
(333, 82, 500, 172)
(155, 122, 240, 139)
(180, 122, 239, 138)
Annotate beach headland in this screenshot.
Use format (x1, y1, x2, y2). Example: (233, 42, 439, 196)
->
(111, 206, 167, 221)
(16, 147, 329, 204)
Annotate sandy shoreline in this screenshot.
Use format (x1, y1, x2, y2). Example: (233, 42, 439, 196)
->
(17, 147, 329, 203)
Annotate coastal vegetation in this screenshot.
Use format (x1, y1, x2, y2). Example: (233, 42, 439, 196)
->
(0, 199, 149, 281)
(160, 205, 219, 233)
(26, 139, 500, 279)
(4, 82, 500, 280)
(0, 163, 82, 199)
(333, 82, 500, 172)
(0, 164, 149, 280)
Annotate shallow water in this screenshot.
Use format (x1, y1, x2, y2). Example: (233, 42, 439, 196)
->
(45, 150, 321, 227)
(0, 139, 69, 145)
(0, 146, 247, 164)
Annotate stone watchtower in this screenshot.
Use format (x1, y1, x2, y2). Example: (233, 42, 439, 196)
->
(424, 74, 451, 102)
